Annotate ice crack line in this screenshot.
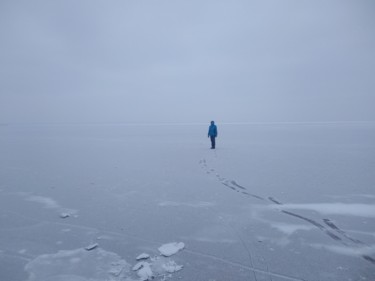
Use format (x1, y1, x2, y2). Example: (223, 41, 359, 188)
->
(199, 159, 266, 201)
(199, 158, 374, 266)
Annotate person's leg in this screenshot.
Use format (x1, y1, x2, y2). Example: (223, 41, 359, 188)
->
(210, 136, 215, 149)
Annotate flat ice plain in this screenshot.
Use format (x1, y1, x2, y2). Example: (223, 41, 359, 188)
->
(0, 122, 374, 281)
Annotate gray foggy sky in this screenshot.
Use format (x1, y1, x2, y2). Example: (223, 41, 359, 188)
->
(1, 0, 374, 124)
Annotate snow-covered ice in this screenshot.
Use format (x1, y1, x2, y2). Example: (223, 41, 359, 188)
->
(0, 122, 374, 281)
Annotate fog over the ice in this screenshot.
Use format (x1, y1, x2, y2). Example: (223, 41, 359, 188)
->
(1, 0, 374, 124)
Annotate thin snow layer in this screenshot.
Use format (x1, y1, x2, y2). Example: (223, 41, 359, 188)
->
(270, 223, 315, 235)
(21, 193, 78, 217)
(158, 242, 185, 257)
(25, 248, 131, 281)
(25, 195, 60, 209)
(158, 201, 215, 208)
(271, 203, 375, 218)
(313, 244, 375, 257)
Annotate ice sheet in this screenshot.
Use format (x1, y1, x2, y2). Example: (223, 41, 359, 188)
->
(0, 123, 374, 281)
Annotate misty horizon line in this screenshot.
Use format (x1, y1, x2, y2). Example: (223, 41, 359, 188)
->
(1, 121, 374, 127)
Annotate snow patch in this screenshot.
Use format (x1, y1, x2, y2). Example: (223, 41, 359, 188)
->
(158, 201, 215, 208)
(271, 203, 375, 218)
(270, 222, 315, 235)
(313, 243, 375, 257)
(21, 194, 78, 217)
(26, 195, 60, 209)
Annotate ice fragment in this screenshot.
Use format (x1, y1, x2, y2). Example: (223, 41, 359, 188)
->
(85, 243, 98, 251)
(60, 213, 70, 218)
(158, 242, 185, 257)
(136, 262, 154, 281)
(136, 253, 150, 260)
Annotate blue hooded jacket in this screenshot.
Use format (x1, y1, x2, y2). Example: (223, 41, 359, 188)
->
(208, 121, 218, 138)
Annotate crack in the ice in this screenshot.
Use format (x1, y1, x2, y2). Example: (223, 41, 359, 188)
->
(183, 249, 307, 281)
(199, 157, 375, 266)
(323, 218, 365, 245)
(281, 210, 342, 241)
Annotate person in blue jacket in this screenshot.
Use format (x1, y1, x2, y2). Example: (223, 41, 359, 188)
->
(208, 121, 218, 149)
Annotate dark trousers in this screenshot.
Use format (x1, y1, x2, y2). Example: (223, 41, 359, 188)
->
(210, 136, 216, 149)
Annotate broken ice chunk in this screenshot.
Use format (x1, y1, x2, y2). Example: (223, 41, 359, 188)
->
(134, 262, 154, 281)
(132, 261, 146, 271)
(158, 242, 185, 257)
(85, 243, 99, 251)
(162, 261, 183, 273)
(60, 213, 70, 218)
(136, 253, 150, 260)
(109, 260, 128, 277)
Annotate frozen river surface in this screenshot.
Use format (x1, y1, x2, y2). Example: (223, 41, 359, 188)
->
(0, 123, 374, 281)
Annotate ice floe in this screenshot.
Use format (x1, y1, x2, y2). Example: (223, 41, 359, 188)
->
(158, 242, 185, 257)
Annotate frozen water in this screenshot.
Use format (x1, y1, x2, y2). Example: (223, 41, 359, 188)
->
(0, 122, 374, 281)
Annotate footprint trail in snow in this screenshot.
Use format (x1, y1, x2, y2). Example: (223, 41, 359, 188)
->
(199, 157, 374, 266)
